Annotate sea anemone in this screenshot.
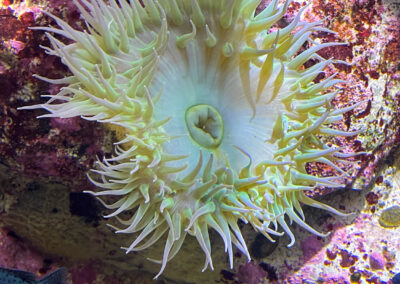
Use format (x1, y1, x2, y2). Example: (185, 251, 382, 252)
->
(21, 0, 362, 277)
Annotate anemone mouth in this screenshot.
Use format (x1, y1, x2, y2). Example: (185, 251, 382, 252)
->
(20, 0, 363, 278)
(184, 104, 224, 149)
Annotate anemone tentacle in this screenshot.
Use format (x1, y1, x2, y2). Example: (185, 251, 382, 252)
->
(20, 0, 362, 277)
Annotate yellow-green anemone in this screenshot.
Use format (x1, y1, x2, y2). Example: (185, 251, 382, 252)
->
(22, 0, 362, 277)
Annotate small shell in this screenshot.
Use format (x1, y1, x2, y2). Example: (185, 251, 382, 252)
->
(379, 205, 400, 227)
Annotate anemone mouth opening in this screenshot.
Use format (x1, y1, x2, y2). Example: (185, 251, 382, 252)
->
(185, 104, 224, 149)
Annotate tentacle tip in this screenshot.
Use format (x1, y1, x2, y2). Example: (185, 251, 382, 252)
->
(286, 240, 295, 248)
(122, 247, 135, 255)
(345, 211, 357, 218)
(320, 230, 331, 237)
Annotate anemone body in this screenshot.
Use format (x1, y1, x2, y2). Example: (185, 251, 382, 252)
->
(23, 0, 361, 277)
